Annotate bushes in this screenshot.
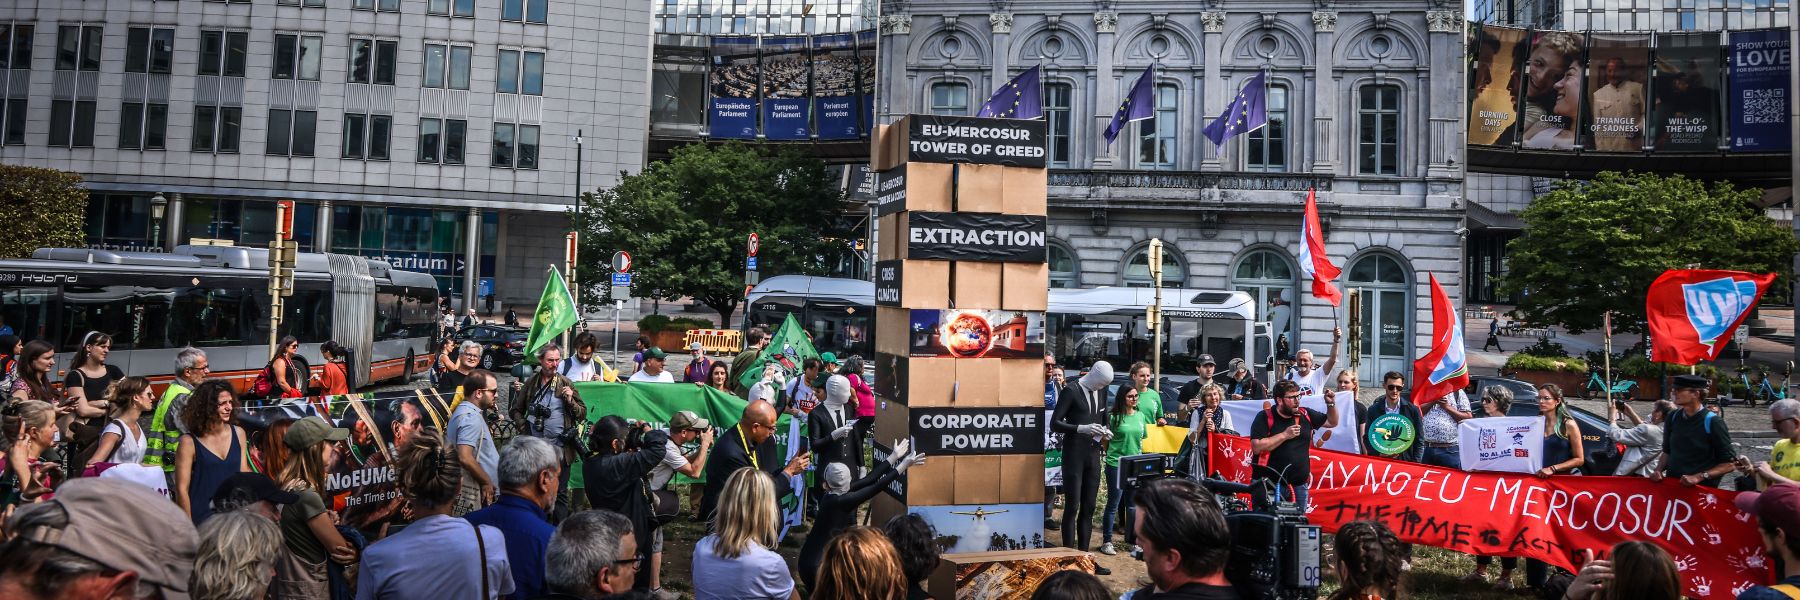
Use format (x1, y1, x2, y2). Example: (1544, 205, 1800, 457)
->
(637, 314, 717, 334)
(1504, 353, 1588, 374)
(0, 165, 88, 258)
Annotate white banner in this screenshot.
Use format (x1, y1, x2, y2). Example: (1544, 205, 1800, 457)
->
(1220, 391, 1359, 454)
(1457, 416, 1543, 474)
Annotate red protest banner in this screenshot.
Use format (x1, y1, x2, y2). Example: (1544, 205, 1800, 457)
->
(1207, 434, 1770, 600)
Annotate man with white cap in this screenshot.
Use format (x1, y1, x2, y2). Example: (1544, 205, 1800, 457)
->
(0, 478, 199, 600)
(1051, 360, 1117, 575)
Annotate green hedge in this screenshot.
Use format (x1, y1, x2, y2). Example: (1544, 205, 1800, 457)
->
(1503, 353, 1589, 374)
(637, 314, 717, 333)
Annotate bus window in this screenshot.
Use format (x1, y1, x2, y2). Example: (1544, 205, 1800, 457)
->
(1, 287, 57, 343)
(1052, 317, 1129, 371)
(1165, 319, 1201, 374)
(172, 287, 251, 347)
(61, 285, 177, 351)
(277, 289, 331, 343)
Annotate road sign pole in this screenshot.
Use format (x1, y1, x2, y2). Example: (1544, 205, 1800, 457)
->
(743, 233, 759, 328)
(564, 233, 579, 351)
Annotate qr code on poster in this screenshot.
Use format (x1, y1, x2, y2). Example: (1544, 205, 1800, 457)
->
(1742, 89, 1787, 125)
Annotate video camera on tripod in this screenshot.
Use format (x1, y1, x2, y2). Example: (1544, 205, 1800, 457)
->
(1118, 453, 1322, 600)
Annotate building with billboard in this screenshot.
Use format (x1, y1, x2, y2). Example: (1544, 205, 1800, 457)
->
(879, 1, 1468, 382)
(1462, 1, 1792, 304)
(0, 0, 651, 309)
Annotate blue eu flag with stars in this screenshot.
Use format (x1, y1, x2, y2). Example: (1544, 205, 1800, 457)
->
(1201, 72, 1269, 154)
(976, 66, 1043, 119)
(1103, 65, 1156, 145)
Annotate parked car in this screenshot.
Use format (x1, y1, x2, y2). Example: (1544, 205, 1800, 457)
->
(452, 324, 528, 370)
(1466, 375, 1623, 475)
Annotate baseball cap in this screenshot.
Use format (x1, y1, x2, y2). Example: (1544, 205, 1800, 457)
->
(820, 352, 839, 365)
(670, 410, 711, 431)
(284, 415, 349, 451)
(1672, 374, 1711, 390)
(213, 472, 302, 506)
(645, 347, 668, 361)
(1198, 354, 1217, 366)
(10, 478, 199, 599)
(1736, 484, 1800, 538)
(689, 342, 704, 352)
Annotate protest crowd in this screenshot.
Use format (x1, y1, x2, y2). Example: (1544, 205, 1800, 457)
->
(4, 308, 1800, 600)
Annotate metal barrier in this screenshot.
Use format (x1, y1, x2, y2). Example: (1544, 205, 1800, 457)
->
(685, 329, 744, 355)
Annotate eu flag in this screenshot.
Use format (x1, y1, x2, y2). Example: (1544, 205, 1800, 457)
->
(976, 66, 1043, 119)
(1201, 72, 1269, 154)
(1103, 65, 1156, 145)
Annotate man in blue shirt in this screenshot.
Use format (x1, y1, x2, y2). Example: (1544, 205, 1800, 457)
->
(465, 435, 562, 599)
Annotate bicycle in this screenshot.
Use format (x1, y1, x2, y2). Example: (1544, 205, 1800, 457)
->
(1583, 367, 1637, 401)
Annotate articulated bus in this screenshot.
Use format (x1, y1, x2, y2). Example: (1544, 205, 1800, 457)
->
(744, 275, 1275, 378)
(0, 246, 438, 394)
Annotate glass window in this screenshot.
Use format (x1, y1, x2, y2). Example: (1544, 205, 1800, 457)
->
(171, 287, 248, 347)
(225, 32, 248, 77)
(268, 109, 291, 155)
(385, 208, 433, 252)
(527, 0, 548, 22)
(368, 115, 391, 160)
(1123, 242, 1185, 287)
(419, 118, 441, 162)
(350, 41, 400, 86)
(125, 28, 148, 73)
(1, 99, 25, 146)
(274, 35, 297, 79)
(517, 125, 539, 169)
(1248, 85, 1288, 172)
(522, 52, 544, 95)
(429, 0, 449, 14)
(350, 39, 373, 83)
(491, 123, 514, 167)
(200, 31, 224, 76)
(1139, 84, 1177, 169)
(448, 46, 471, 90)
(343, 113, 366, 158)
(0, 24, 31, 70)
(497, 50, 519, 93)
(929, 82, 968, 115)
(1, 288, 56, 345)
(49, 100, 96, 148)
(374, 41, 397, 85)
(454, 0, 474, 17)
(503, 0, 525, 21)
(444, 119, 466, 164)
(298, 36, 322, 81)
(1045, 83, 1072, 166)
(330, 205, 361, 252)
(267, 109, 315, 156)
(1048, 242, 1080, 288)
(150, 29, 174, 74)
(423, 44, 446, 88)
(56, 26, 101, 71)
(1358, 85, 1400, 175)
(119, 102, 167, 150)
(192, 106, 217, 151)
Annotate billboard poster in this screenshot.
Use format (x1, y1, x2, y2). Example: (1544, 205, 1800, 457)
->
(1650, 32, 1722, 152)
(909, 503, 1049, 553)
(1518, 30, 1586, 150)
(238, 391, 449, 531)
(761, 36, 811, 140)
(812, 33, 859, 140)
(1468, 25, 1529, 146)
(856, 29, 877, 135)
(1728, 28, 1791, 152)
(907, 309, 1047, 359)
(1582, 34, 1650, 152)
(709, 35, 760, 139)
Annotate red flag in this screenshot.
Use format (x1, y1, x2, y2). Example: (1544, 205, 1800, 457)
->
(1647, 269, 1776, 365)
(1299, 189, 1342, 306)
(1411, 274, 1470, 405)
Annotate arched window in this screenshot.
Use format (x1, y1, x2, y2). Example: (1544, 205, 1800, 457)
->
(1122, 242, 1185, 288)
(1231, 249, 1298, 355)
(1049, 241, 1081, 288)
(1346, 252, 1412, 382)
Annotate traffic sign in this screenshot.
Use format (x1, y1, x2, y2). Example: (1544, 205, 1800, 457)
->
(612, 251, 632, 273)
(611, 273, 632, 286)
(747, 256, 758, 271)
(747, 233, 759, 257)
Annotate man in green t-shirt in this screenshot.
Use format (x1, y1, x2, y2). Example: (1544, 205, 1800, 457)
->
(146, 348, 209, 476)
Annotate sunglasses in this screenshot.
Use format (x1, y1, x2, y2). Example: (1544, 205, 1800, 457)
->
(1385, 385, 1404, 391)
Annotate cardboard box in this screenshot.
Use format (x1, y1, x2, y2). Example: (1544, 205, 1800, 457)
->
(877, 214, 903, 261)
(956, 164, 1006, 213)
(997, 359, 1045, 408)
(875, 163, 956, 218)
(875, 307, 912, 357)
(873, 122, 903, 171)
(1001, 262, 1050, 311)
(953, 262, 1004, 309)
(874, 260, 951, 308)
(905, 451, 957, 505)
(872, 492, 907, 528)
(1001, 167, 1049, 215)
(998, 454, 1046, 503)
(953, 455, 1002, 504)
(954, 359, 1000, 407)
(874, 400, 910, 450)
(874, 353, 957, 407)
(928, 547, 1094, 600)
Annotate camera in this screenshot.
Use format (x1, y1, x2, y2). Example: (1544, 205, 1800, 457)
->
(1121, 453, 1321, 600)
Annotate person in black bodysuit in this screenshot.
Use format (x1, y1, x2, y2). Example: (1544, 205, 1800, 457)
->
(796, 438, 924, 589)
(1051, 361, 1115, 575)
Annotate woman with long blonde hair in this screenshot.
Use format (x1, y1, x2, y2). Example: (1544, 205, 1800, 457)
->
(810, 527, 907, 600)
(692, 467, 795, 600)
(1, 400, 58, 513)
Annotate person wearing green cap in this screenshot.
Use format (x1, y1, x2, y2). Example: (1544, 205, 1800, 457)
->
(628, 348, 675, 383)
(273, 415, 357, 599)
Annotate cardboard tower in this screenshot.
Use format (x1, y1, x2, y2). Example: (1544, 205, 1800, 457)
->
(869, 114, 1094, 597)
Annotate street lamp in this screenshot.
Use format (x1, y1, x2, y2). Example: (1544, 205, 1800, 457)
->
(149, 192, 167, 252)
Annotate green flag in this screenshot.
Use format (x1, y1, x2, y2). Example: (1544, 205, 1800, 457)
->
(735, 313, 819, 392)
(523, 266, 579, 361)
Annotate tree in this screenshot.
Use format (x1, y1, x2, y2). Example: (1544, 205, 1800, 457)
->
(0, 165, 88, 258)
(1501, 171, 1799, 335)
(571, 142, 857, 323)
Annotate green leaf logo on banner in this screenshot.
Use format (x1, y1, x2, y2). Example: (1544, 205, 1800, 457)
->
(523, 266, 579, 362)
(736, 313, 820, 392)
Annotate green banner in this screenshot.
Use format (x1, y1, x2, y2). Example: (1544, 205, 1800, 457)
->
(570, 382, 807, 487)
(523, 266, 579, 361)
(735, 313, 820, 392)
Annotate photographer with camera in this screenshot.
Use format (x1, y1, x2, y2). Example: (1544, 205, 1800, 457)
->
(1125, 478, 1240, 600)
(581, 415, 670, 591)
(646, 411, 714, 599)
(511, 343, 588, 522)
(1250, 380, 1338, 507)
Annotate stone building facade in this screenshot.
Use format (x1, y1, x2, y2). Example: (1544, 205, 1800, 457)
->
(879, 0, 1468, 382)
